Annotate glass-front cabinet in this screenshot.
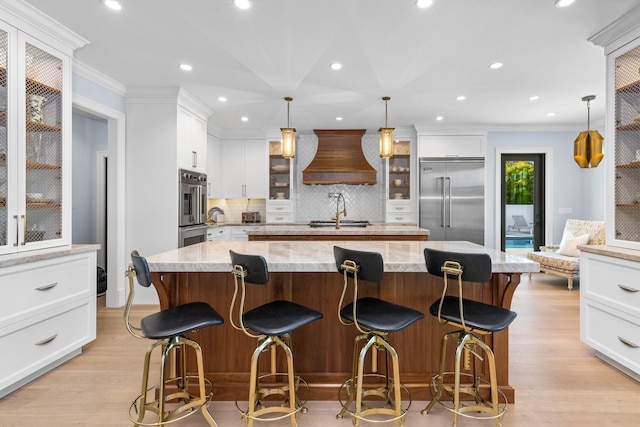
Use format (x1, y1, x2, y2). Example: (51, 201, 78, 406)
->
(610, 43, 640, 248)
(385, 140, 415, 224)
(268, 140, 291, 200)
(0, 22, 71, 254)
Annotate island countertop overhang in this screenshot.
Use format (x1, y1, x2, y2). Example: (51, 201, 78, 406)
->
(146, 240, 539, 274)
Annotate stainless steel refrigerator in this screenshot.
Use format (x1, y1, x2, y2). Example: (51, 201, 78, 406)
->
(419, 159, 484, 244)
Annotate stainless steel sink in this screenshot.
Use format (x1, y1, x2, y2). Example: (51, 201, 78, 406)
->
(308, 220, 370, 228)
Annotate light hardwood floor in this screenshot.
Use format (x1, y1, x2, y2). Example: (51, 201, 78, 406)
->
(1, 273, 639, 426)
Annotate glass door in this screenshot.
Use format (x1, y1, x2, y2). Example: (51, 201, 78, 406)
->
(501, 154, 545, 254)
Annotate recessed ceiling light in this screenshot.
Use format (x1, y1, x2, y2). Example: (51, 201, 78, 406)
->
(456, 95, 466, 101)
(331, 63, 342, 70)
(547, 112, 556, 117)
(555, 0, 575, 7)
(241, 116, 249, 122)
(218, 96, 227, 102)
(436, 116, 444, 121)
(529, 95, 540, 101)
(336, 117, 343, 121)
(489, 62, 503, 70)
(234, 0, 251, 10)
(179, 63, 192, 71)
(416, 0, 434, 8)
(103, 0, 122, 11)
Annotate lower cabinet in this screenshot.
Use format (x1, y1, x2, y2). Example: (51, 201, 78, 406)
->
(580, 249, 640, 381)
(0, 249, 97, 397)
(266, 200, 293, 223)
(385, 200, 416, 224)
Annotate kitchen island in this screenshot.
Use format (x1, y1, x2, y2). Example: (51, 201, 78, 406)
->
(145, 240, 538, 402)
(246, 222, 429, 241)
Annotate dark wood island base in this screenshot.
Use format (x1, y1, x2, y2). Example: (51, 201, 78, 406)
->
(150, 268, 521, 403)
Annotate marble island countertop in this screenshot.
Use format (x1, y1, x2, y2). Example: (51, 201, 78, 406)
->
(246, 222, 429, 237)
(146, 240, 539, 274)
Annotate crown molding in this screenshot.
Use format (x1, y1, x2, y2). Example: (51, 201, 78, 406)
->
(73, 60, 126, 96)
(589, 6, 640, 54)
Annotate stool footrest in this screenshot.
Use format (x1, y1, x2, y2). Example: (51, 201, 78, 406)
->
(337, 374, 410, 424)
(235, 373, 310, 423)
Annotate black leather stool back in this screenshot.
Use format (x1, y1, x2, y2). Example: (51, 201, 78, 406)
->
(229, 250, 269, 284)
(334, 246, 384, 282)
(424, 248, 492, 283)
(131, 250, 153, 287)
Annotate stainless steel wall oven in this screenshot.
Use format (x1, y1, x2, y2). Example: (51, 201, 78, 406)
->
(179, 169, 207, 247)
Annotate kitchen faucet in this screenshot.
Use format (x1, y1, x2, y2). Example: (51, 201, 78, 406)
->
(330, 192, 347, 229)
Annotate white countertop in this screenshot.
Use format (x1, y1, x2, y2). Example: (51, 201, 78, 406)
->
(0, 244, 101, 269)
(146, 240, 539, 274)
(245, 223, 429, 236)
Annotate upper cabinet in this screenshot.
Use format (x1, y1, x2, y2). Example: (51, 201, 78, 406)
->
(178, 106, 207, 173)
(418, 134, 485, 158)
(221, 139, 267, 199)
(268, 140, 291, 200)
(0, 11, 85, 254)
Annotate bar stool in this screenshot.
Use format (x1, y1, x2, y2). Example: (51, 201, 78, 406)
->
(422, 248, 517, 427)
(124, 250, 223, 427)
(229, 250, 323, 427)
(333, 246, 424, 427)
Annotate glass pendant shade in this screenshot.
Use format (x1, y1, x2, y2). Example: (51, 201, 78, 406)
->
(281, 97, 295, 159)
(379, 96, 394, 158)
(379, 127, 394, 158)
(281, 127, 296, 159)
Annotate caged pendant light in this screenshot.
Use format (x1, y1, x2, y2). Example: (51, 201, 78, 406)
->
(379, 96, 394, 158)
(281, 97, 296, 159)
(574, 95, 604, 168)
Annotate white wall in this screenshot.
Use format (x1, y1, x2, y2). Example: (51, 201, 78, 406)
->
(485, 130, 606, 248)
(71, 113, 107, 245)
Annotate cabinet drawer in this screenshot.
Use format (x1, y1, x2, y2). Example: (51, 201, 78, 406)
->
(267, 201, 292, 213)
(207, 227, 229, 241)
(582, 253, 640, 318)
(0, 255, 92, 325)
(386, 201, 413, 213)
(581, 301, 640, 376)
(0, 302, 93, 392)
(267, 212, 293, 223)
(385, 213, 416, 223)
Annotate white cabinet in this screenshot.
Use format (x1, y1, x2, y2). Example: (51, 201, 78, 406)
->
(0, 14, 83, 255)
(221, 139, 267, 198)
(207, 134, 222, 197)
(580, 250, 640, 381)
(178, 106, 207, 173)
(206, 226, 229, 242)
(418, 134, 485, 158)
(266, 200, 293, 223)
(0, 248, 97, 397)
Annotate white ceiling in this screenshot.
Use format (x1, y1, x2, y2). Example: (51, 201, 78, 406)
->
(22, 0, 640, 133)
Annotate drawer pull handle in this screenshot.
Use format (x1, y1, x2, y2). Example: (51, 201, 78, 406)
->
(618, 336, 639, 348)
(35, 334, 58, 346)
(275, 217, 284, 220)
(275, 207, 284, 211)
(618, 284, 639, 293)
(36, 282, 58, 291)
(394, 207, 405, 211)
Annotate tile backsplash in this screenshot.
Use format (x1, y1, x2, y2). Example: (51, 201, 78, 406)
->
(208, 131, 385, 223)
(293, 132, 385, 222)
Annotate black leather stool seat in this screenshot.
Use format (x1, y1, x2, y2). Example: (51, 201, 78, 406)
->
(341, 297, 424, 333)
(243, 300, 323, 336)
(141, 302, 224, 340)
(428, 297, 516, 333)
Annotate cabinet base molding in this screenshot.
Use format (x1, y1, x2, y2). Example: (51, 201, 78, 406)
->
(595, 351, 640, 382)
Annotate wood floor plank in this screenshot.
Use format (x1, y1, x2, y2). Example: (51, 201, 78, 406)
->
(0, 273, 639, 426)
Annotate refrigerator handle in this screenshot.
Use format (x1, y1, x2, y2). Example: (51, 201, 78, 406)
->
(446, 176, 452, 228)
(440, 177, 446, 227)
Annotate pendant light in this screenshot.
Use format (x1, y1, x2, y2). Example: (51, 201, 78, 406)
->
(574, 95, 604, 168)
(379, 96, 394, 158)
(281, 97, 296, 159)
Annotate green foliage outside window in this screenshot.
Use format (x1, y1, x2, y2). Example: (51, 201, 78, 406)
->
(505, 161, 534, 204)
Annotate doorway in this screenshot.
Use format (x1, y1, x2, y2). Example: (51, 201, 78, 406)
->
(501, 153, 545, 254)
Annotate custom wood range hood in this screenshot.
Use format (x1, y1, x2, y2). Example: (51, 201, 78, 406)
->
(302, 129, 377, 185)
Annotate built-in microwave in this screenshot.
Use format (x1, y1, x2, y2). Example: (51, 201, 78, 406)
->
(179, 169, 207, 227)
